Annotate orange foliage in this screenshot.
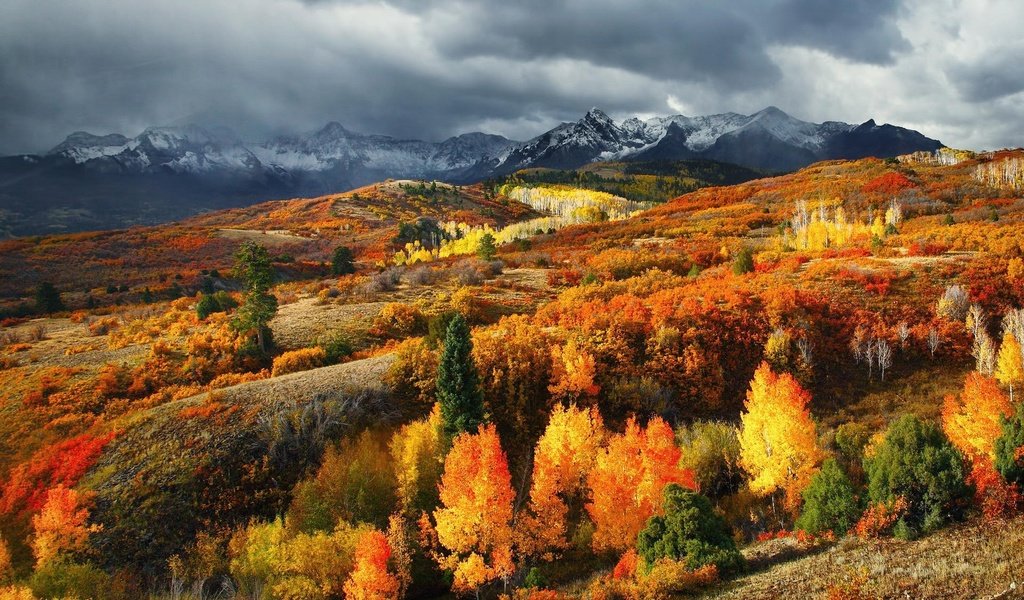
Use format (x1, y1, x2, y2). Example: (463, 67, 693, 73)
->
(433, 424, 515, 592)
(549, 339, 600, 402)
(862, 172, 916, 194)
(30, 484, 101, 566)
(343, 529, 400, 600)
(521, 404, 604, 558)
(853, 497, 908, 539)
(941, 372, 1012, 464)
(270, 347, 326, 377)
(612, 548, 639, 580)
(586, 416, 694, 552)
(1, 432, 115, 516)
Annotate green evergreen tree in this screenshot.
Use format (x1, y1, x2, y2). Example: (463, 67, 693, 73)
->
(231, 241, 278, 353)
(331, 245, 356, 275)
(995, 402, 1024, 486)
(637, 484, 743, 574)
(865, 414, 971, 539)
(436, 313, 484, 440)
(34, 282, 64, 314)
(732, 247, 754, 275)
(476, 232, 497, 261)
(795, 458, 861, 536)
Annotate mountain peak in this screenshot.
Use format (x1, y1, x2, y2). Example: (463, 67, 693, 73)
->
(582, 107, 613, 124)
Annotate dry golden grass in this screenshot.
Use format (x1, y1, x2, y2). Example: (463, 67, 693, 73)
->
(706, 517, 1024, 599)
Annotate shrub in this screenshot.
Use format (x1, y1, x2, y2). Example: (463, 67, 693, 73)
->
(676, 421, 743, 500)
(864, 415, 971, 538)
(369, 303, 425, 339)
(196, 291, 237, 320)
(732, 247, 754, 275)
(319, 331, 354, 365)
(271, 347, 326, 377)
(332, 245, 356, 275)
(994, 402, 1024, 486)
(29, 559, 113, 600)
(795, 458, 861, 536)
(34, 283, 64, 314)
(636, 484, 743, 575)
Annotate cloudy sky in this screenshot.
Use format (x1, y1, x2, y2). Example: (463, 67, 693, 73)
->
(0, 0, 1021, 155)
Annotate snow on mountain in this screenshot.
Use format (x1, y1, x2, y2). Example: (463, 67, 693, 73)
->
(42, 107, 940, 184)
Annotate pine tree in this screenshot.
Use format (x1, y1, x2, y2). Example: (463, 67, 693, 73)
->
(436, 314, 484, 440)
(35, 282, 64, 314)
(332, 245, 356, 275)
(476, 232, 497, 261)
(231, 241, 277, 353)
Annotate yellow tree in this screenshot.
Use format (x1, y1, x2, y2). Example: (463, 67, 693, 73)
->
(995, 332, 1024, 402)
(390, 404, 444, 515)
(30, 485, 101, 567)
(586, 417, 694, 552)
(343, 529, 401, 600)
(520, 404, 604, 558)
(738, 362, 823, 512)
(433, 424, 515, 594)
(942, 372, 1012, 463)
(549, 339, 600, 403)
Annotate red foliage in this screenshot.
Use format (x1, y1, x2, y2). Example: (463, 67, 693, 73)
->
(0, 432, 116, 516)
(862, 172, 916, 194)
(612, 548, 639, 580)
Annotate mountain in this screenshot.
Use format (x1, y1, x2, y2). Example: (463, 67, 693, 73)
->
(0, 107, 941, 236)
(479, 106, 943, 175)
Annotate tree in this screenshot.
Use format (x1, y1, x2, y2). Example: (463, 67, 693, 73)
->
(433, 424, 515, 594)
(865, 415, 971, 539)
(677, 421, 744, 500)
(343, 529, 400, 600)
(995, 402, 1024, 486)
(436, 314, 485, 440)
(548, 338, 600, 403)
(390, 404, 444, 515)
(34, 283, 64, 314)
(738, 363, 823, 512)
(586, 417, 694, 552)
(795, 458, 860, 536)
(30, 485, 101, 567)
(522, 404, 604, 558)
(876, 339, 893, 381)
(473, 315, 553, 459)
(995, 332, 1024, 402)
(476, 233, 497, 261)
(636, 484, 743, 575)
(231, 242, 277, 353)
(332, 245, 357, 275)
(732, 247, 754, 275)
(941, 372, 1012, 464)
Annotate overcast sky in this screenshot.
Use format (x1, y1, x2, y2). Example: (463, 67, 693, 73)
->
(0, 0, 1021, 155)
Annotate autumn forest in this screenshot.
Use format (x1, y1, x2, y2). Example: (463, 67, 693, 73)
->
(2, 148, 1024, 600)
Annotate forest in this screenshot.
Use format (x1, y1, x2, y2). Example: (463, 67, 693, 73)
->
(1, 148, 1024, 599)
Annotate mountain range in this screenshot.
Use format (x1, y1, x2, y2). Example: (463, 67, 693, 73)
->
(0, 107, 942, 236)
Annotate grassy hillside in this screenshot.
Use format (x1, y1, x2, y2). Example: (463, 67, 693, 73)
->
(3, 150, 1024, 598)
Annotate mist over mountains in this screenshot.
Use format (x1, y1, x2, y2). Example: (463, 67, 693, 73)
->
(0, 107, 941, 236)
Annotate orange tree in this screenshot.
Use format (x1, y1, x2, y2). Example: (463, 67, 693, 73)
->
(433, 424, 515, 594)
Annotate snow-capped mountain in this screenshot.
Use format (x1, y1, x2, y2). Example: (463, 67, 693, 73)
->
(480, 106, 942, 174)
(0, 107, 940, 236)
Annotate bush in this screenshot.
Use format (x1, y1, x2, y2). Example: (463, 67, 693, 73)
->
(196, 291, 237, 320)
(29, 559, 114, 600)
(676, 421, 743, 500)
(732, 247, 754, 275)
(319, 331, 354, 365)
(636, 484, 743, 575)
(795, 458, 861, 536)
(995, 402, 1024, 486)
(332, 246, 356, 275)
(369, 303, 425, 339)
(35, 282, 65, 314)
(271, 347, 327, 377)
(865, 415, 971, 538)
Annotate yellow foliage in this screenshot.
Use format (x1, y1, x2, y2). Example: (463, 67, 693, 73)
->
(738, 363, 823, 511)
(390, 404, 444, 515)
(271, 347, 326, 377)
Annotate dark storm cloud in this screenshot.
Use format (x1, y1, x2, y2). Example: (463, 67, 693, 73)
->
(0, 0, 1019, 155)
